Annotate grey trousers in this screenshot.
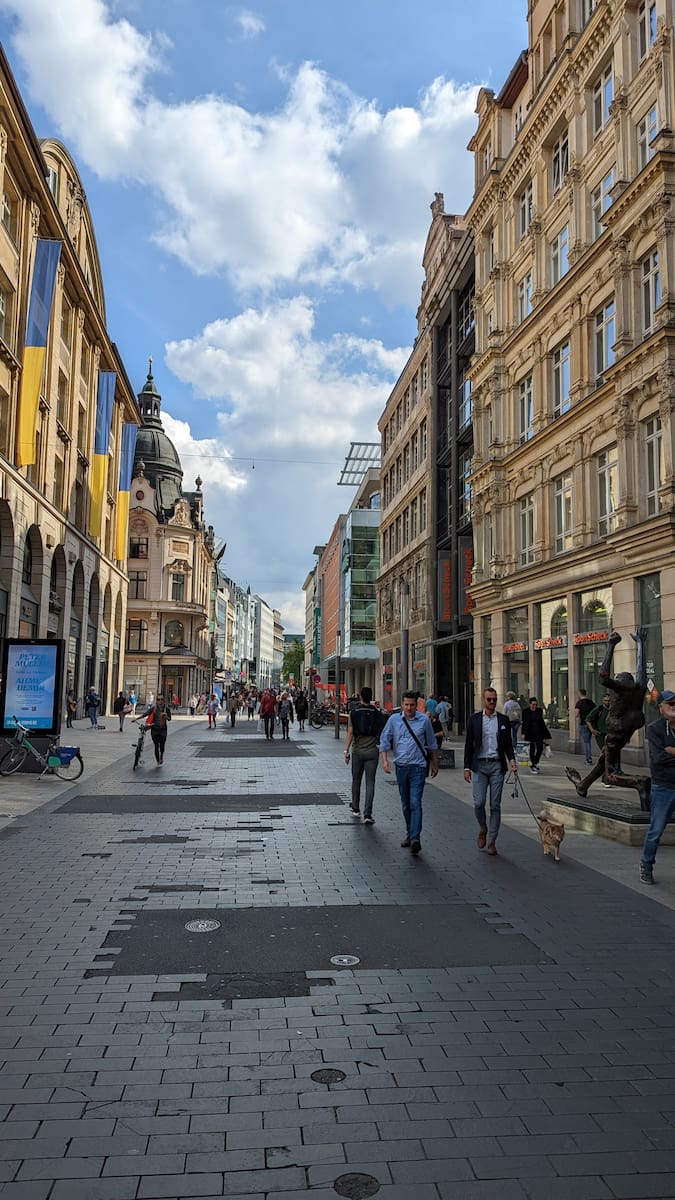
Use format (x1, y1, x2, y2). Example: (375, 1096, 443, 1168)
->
(351, 749, 379, 816)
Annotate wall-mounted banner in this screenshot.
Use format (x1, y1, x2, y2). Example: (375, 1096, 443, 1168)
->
(0, 638, 65, 735)
(459, 536, 474, 616)
(17, 239, 62, 466)
(115, 422, 139, 559)
(89, 371, 117, 539)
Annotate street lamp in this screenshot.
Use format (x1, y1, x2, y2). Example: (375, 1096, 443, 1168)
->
(335, 631, 341, 740)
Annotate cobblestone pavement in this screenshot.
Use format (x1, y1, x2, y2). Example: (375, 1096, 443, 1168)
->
(0, 718, 674, 1198)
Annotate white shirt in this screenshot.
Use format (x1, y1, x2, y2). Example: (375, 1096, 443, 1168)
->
(480, 711, 499, 757)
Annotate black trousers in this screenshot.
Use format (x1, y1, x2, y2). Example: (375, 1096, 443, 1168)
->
(150, 729, 167, 762)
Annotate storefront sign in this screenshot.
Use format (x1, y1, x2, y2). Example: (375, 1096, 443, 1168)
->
(534, 636, 567, 650)
(0, 638, 65, 735)
(573, 630, 609, 645)
(503, 642, 528, 654)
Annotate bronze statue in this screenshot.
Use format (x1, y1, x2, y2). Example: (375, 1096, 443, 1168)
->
(565, 627, 651, 810)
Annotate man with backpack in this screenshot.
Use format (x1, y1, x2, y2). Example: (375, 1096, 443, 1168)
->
(344, 687, 389, 824)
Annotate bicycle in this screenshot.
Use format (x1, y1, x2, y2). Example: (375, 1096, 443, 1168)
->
(309, 703, 334, 730)
(0, 717, 83, 780)
(132, 717, 149, 771)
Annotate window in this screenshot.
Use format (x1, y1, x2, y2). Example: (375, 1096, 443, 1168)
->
(126, 619, 148, 652)
(411, 377, 418, 407)
(128, 571, 147, 600)
(458, 450, 472, 523)
(422, 360, 428, 392)
(164, 619, 184, 648)
(22, 538, 32, 585)
(403, 444, 410, 482)
(638, 1, 657, 61)
(411, 430, 419, 470)
(519, 494, 536, 565)
(0, 284, 11, 345)
(57, 371, 69, 427)
(488, 228, 495, 271)
(395, 516, 401, 553)
(482, 141, 492, 177)
(47, 166, 58, 199)
(415, 561, 424, 608)
(642, 250, 661, 334)
(581, 0, 597, 24)
(518, 375, 534, 443)
(1, 187, 18, 242)
(129, 537, 149, 559)
(518, 182, 533, 240)
(593, 65, 613, 136)
(643, 415, 663, 516)
(517, 271, 533, 323)
(554, 473, 574, 553)
(638, 104, 658, 169)
(552, 340, 571, 417)
(597, 448, 618, 535)
(171, 573, 185, 601)
(420, 489, 427, 531)
(404, 389, 410, 423)
(594, 298, 615, 379)
(53, 455, 65, 511)
(458, 287, 475, 341)
(396, 456, 402, 492)
(514, 104, 524, 137)
(551, 225, 569, 285)
(0, 385, 10, 457)
(410, 497, 418, 539)
(551, 130, 569, 194)
(402, 507, 410, 545)
(591, 169, 614, 240)
(60, 296, 73, 350)
(421, 420, 427, 459)
(459, 378, 472, 429)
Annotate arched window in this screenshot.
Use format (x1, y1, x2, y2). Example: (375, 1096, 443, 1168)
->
(164, 620, 184, 648)
(126, 619, 148, 652)
(22, 538, 32, 585)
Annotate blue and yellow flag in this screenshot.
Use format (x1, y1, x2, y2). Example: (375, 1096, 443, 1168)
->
(89, 371, 116, 539)
(17, 239, 62, 466)
(115, 423, 138, 560)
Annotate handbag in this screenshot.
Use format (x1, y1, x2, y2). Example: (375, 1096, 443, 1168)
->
(402, 716, 433, 777)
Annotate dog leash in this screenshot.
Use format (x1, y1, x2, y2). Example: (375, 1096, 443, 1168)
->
(506, 769, 545, 829)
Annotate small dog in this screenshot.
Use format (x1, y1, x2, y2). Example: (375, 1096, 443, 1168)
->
(538, 812, 565, 861)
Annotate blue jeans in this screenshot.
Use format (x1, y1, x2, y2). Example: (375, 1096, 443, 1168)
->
(395, 763, 426, 842)
(580, 723, 594, 763)
(472, 759, 506, 842)
(510, 721, 520, 750)
(641, 783, 675, 866)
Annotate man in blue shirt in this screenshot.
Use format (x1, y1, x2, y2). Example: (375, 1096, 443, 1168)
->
(379, 690, 439, 855)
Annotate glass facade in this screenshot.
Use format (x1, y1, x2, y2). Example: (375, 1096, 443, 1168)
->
(576, 587, 612, 702)
(344, 518, 379, 649)
(535, 597, 569, 729)
(504, 605, 529, 699)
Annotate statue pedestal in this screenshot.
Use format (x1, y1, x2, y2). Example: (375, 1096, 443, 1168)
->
(542, 792, 675, 846)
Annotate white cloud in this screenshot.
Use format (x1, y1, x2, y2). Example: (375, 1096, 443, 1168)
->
(235, 8, 265, 39)
(0, 0, 481, 300)
(160, 412, 249, 494)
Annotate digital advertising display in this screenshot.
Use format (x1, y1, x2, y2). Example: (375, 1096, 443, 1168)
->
(0, 639, 65, 736)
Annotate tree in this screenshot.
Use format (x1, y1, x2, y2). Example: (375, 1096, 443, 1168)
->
(282, 639, 304, 686)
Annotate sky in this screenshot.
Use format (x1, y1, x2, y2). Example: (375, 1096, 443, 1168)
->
(0, 0, 527, 633)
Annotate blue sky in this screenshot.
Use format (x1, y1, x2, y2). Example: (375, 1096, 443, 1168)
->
(0, 0, 526, 631)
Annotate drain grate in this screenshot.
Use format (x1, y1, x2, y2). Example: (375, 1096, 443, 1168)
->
(311, 1068, 346, 1084)
(185, 919, 221, 933)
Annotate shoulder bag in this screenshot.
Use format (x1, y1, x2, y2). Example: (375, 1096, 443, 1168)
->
(402, 716, 433, 777)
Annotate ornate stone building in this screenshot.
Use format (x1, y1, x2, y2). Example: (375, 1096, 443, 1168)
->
(124, 367, 216, 704)
(0, 47, 139, 714)
(466, 0, 675, 752)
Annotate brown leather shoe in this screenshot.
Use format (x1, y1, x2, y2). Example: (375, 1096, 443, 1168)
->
(477, 827, 488, 850)
(487, 842, 498, 856)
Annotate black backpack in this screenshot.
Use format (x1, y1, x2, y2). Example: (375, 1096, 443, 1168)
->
(351, 705, 388, 738)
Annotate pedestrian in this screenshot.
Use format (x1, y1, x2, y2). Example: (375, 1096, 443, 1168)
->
(206, 694, 219, 729)
(521, 697, 551, 773)
(278, 691, 294, 739)
(65, 689, 77, 729)
(147, 690, 155, 708)
(640, 688, 675, 884)
(128, 688, 138, 717)
(85, 685, 100, 729)
(436, 696, 451, 739)
(171, 693, 180, 711)
(189, 693, 198, 716)
(344, 686, 388, 823)
(197, 692, 206, 714)
(144, 692, 171, 765)
(379, 690, 439, 854)
(425, 695, 438, 716)
(260, 688, 277, 740)
(295, 690, 308, 730)
(113, 690, 128, 733)
(247, 692, 257, 721)
(429, 710, 444, 751)
(502, 691, 522, 751)
(463, 687, 517, 856)
(575, 688, 596, 764)
(228, 692, 238, 728)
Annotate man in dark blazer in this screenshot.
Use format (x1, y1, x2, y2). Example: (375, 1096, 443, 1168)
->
(464, 687, 518, 856)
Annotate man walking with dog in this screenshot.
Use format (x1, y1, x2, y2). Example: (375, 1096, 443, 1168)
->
(464, 688, 518, 856)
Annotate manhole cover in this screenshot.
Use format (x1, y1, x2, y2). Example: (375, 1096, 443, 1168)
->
(311, 1068, 346, 1084)
(185, 919, 221, 933)
(330, 954, 360, 967)
(334, 1173, 380, 1199)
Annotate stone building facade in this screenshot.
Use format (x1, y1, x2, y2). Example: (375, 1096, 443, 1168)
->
(466, 0, 675, 752)
(124, 368, 215, 704)
(0, 48, 139, 715)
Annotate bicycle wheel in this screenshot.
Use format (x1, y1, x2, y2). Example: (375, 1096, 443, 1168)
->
(309, 715, 323, 730)
(53, 753, 84, 781)
(0, 746, 28, 775)
(133, 735, 144, 770)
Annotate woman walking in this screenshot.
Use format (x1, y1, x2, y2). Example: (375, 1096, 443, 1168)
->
(66, 689, 77, 729)
(113, 691, 128, 733)
(295, 690, 308, 731)
(521, 697, 551, 774)
(278, 692, 294, 740)
(144, 693, 172, 765)
(206, 694, 219, 729)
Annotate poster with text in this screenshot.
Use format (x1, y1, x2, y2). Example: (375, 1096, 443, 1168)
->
(0, 639, 64, 735)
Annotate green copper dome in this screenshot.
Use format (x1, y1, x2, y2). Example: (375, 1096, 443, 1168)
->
(133, 361, 183, 517)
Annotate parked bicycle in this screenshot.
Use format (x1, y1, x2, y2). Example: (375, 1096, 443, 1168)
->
(309, 703, 335, 730)
(0, 717, 83, 780)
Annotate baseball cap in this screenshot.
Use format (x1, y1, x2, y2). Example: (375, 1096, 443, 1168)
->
(657, 689, 675, 704)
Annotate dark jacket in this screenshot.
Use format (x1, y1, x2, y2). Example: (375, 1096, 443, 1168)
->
(646, 717, 675, 787)
(464, 711, 514, 773)
(113, 695, 127, 715)
(521, 706, 551, 744)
